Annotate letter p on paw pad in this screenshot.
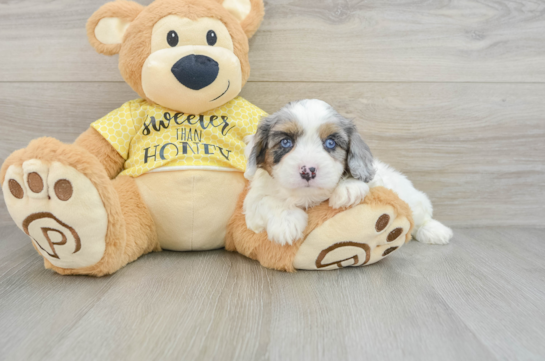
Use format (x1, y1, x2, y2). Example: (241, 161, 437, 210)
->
(2, 160, 108, 269)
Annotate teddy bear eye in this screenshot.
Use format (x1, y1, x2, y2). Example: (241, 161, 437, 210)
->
(206, 30, 217, 46)
(167, 31, 179, 47)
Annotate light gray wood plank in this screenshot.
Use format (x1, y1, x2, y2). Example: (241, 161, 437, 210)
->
(0, 81, 543, 227)
(36, 251, 275, 361)
(266, 261, 494, 361)
(2, 226, 545, 361)
(0, 194, 9, 226)
(1, 0, 545, 82)
(460, 227, 545, 271)
(0, 228, 121, 361)
(30, 237, 494, 361)
(402, 228, 545, 361)
(0, 225, 26, 265)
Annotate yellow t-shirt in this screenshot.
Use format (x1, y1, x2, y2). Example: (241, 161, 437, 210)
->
(91, 97, 268, 177)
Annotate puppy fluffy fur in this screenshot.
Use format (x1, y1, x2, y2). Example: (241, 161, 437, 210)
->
(244, 100, 375, 245)
(244, 99, 453, 246)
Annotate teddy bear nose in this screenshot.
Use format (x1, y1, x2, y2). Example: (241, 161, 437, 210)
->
(171, 55, 219, 90)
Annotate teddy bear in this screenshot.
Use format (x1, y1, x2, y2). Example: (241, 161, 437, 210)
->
(0, 0, 413, 276)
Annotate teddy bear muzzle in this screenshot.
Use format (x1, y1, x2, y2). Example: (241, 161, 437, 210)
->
(171, 54, 220, 91)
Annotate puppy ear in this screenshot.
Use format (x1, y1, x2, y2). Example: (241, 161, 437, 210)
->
(347, 131, 375, 183)
(219, 0, 265, 38)
(244, 114, 276, 179)
(87, 1, 144, 56)
(244, 128, 268, 180)
(244, 134, 259, 179)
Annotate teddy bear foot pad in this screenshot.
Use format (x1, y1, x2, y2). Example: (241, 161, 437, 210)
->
(3, 160, 108, 269)
(293, 202, 411, 270)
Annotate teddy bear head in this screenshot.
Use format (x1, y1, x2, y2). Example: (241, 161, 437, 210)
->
(87, 0, 264, 114)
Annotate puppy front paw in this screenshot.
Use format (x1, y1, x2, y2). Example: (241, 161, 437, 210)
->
(329, 178, 370, 209)
(245, 212, 266, 234)
(266, 209, 308, 246)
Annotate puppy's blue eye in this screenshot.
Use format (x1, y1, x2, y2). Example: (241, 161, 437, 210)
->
(280, 139, 293, 148)
(324, 139, 336, 149)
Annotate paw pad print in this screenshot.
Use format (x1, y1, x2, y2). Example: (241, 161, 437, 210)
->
(2, 159, 108, 269)
(293, 202, 411, 271)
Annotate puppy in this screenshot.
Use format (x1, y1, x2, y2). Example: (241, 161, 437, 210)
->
(244, 99, 453, 246)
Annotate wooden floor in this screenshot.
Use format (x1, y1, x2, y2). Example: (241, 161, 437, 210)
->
(0, 225, 543, 361)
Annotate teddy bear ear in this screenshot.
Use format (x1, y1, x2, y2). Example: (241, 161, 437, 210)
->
(219, 0, 265, 38)
(87, 0, 145, 56)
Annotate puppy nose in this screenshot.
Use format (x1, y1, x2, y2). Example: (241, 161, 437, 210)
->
(300, 166, 317, 181)
(171, 55, 219, 90)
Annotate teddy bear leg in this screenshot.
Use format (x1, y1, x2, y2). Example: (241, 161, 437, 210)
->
(1, 138, 159, 276)
(292, 187, 414, 270)
(227, 186, 414, 272)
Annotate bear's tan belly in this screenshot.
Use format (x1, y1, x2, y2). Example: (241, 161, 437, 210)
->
(134, 170, 246, 251)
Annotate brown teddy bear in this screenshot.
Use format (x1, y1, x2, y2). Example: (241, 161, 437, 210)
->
(1, 0, 413, 276)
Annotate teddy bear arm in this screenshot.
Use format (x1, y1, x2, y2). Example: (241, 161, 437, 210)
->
(74, 127, 125, 179)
